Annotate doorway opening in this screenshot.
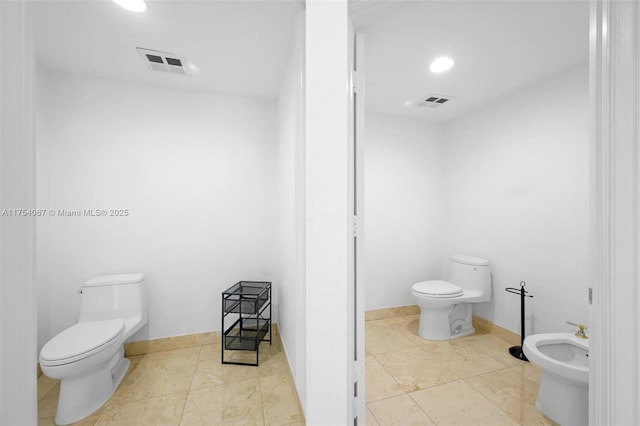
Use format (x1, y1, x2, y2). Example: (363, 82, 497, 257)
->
(351, 1, 590, 423)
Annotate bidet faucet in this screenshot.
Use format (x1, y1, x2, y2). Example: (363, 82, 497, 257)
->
(566, 321, 588, 339)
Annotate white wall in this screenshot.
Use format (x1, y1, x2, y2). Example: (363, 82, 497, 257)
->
(276, 7, 307, 413)
(443, 63, 590, 334)
(304, 1, 351, 422)
(364, 64, 589, 336)
(364, 114, 446, 309)
(36, 71, 279, 347)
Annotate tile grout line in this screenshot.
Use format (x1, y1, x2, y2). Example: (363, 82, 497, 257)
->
(40, 339, 305, 426)
(365, 388, 407, 405)
(366, 314, 540, 425)
(406, 390, 439, 426)
(257, 374, 269, 425)
(462, 376, 527, 425)
(367, 351, 413, 398)
(366, 352, 464, 405)
(364, 402, 383, 426)
(370, 317, 524, 376)
(464, 367, 545, 425)
(177, 342, 209, 425)
(146, 345, 202, 425)
(110, 359, 200, 405)
(372, 346, 465, 395)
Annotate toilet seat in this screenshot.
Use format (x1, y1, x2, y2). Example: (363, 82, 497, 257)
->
(412, 280, 463, 298)
(40, 319, 125, 367)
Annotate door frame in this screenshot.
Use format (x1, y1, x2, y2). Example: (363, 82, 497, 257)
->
(0, 0, 37, 423)
(348, 27, 366, 424)
(589, 0, 640, 424)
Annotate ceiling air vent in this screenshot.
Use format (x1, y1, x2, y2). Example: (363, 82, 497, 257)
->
(417, 94, 454, 108)
(136, 48, 189, 75)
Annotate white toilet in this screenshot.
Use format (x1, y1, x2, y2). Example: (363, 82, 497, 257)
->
(39, 274, 147, 425)
(411, 255, 491, 340)
(523, 332, 589, 426)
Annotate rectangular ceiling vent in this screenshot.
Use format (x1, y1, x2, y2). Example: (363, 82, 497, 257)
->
(418, 94, 454, 108)
(136, 48, 189, 75)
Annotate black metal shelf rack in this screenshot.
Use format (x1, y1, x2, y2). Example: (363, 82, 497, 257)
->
(221, 281, 271, 366)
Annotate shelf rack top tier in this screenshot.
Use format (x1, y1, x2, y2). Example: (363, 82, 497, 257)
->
(223, 281, 271, 298)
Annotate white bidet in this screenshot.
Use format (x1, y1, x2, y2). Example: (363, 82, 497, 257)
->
(523, 332, 588, 425)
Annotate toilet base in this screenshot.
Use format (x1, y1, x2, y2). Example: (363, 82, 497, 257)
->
(536, 371, 588, 426)
(418, 302, 474, 341)
(54, 348, 131, 425)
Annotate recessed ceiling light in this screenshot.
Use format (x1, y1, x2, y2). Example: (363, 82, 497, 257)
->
(429, 57, 455, 73)
(113, 0, 146, 12)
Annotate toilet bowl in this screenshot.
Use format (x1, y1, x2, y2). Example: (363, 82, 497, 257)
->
(411, 255, 491, 340)
(523, 333, 589, 426)
(40, 274, 147, 425)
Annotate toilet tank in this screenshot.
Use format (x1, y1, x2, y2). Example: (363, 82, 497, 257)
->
(449, 255, 491, 302)
(78, 273, 147, 336)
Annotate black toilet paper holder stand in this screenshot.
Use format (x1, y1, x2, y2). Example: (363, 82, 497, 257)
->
(505, 281, 534, 362)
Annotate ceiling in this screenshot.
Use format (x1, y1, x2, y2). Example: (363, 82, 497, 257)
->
(357, 0, 590, 121)
(34, 0, 296, 100)
(35, 1, 589, 115)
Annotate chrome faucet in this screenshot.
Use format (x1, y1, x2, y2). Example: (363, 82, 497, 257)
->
(567, 321, 588, 339)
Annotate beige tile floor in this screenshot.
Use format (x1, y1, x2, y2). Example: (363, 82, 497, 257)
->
(365, 314, 558, 426)
(39, 314, 555, 426)
(38, 331, 304, 426)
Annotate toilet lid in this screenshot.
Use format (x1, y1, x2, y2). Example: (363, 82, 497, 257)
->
(40, 319, 124, 365)
(412, 280, 463, 298)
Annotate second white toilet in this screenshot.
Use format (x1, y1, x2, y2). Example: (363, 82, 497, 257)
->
(411, 255, 491, 340)
(39, 274, 148, 425)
